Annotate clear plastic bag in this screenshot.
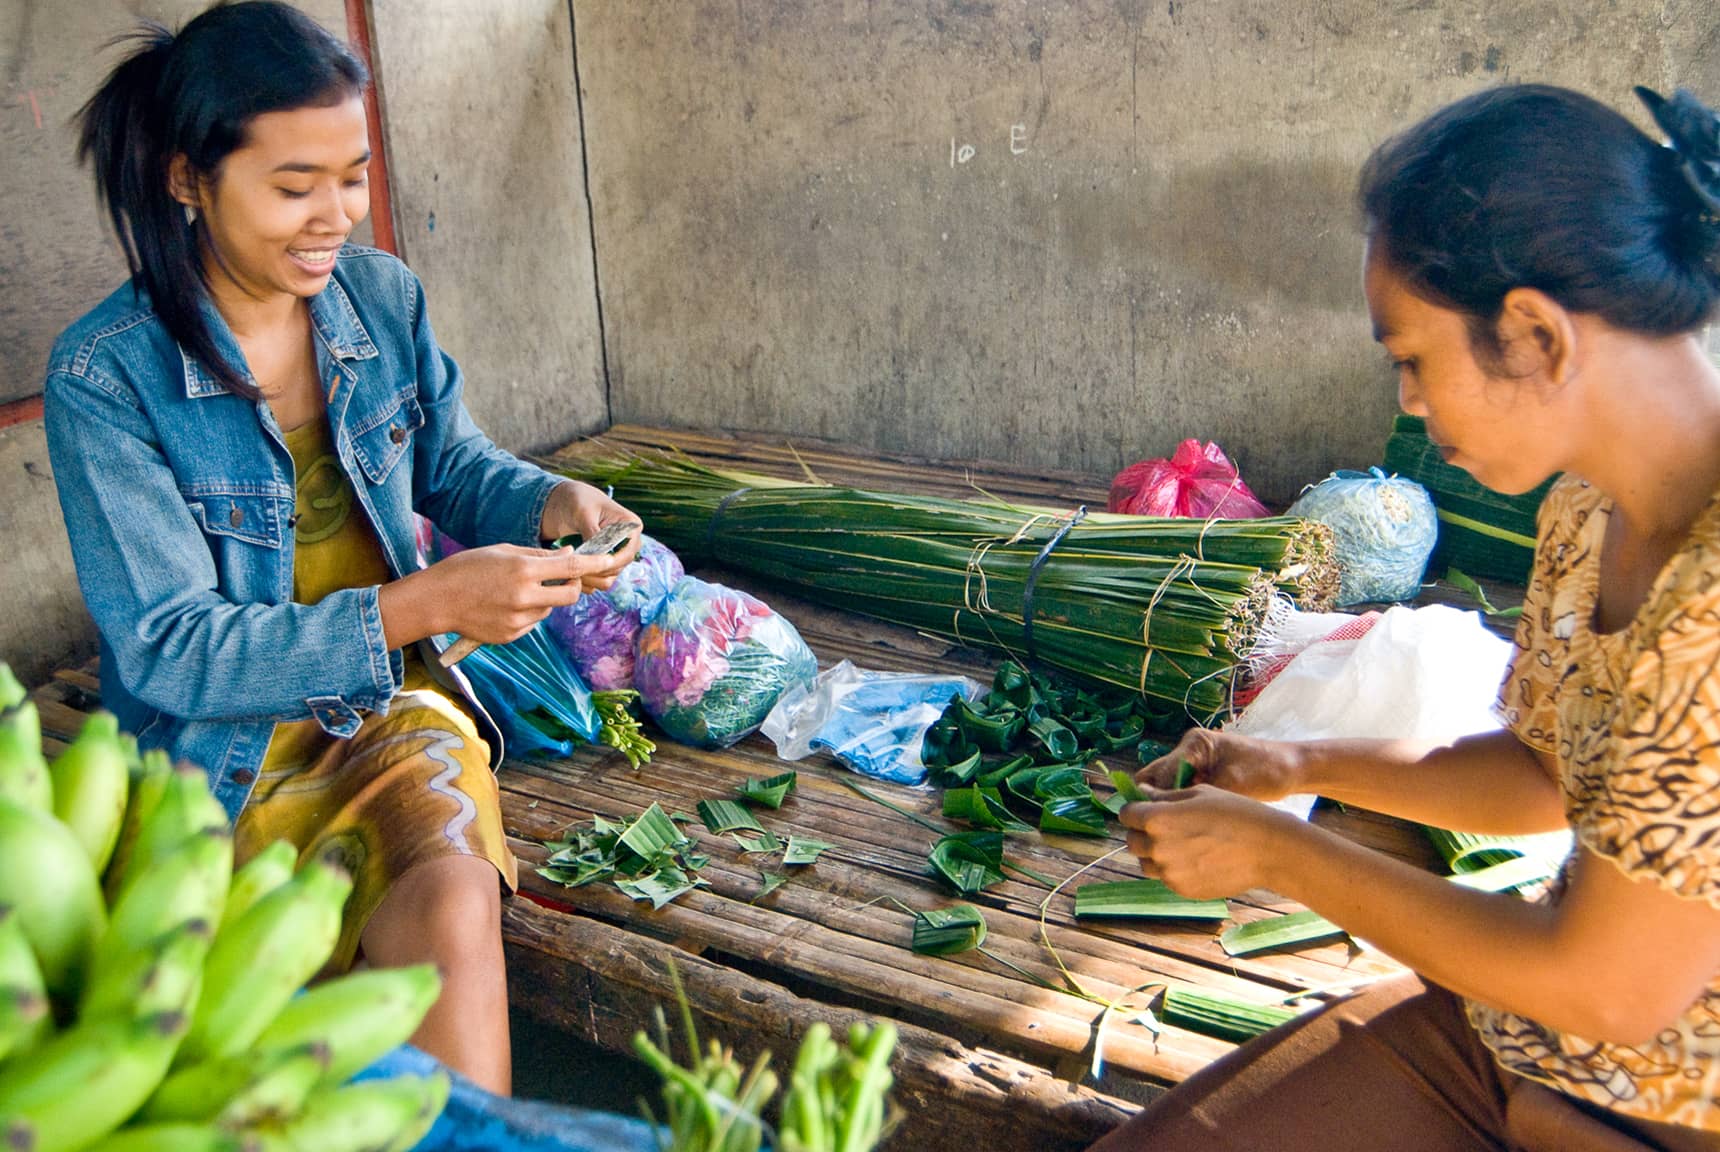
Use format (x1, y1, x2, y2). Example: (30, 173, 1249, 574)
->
(635, 578, 818, 749)
(762, 661, 982, 785)
(546, 535, 684, 691)
(457, 623, 602, 757)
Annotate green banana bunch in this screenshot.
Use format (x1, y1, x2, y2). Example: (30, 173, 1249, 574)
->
(275, 1072, 449, 1152)
(119, 765, 229, 899)
(178, 856, 352, 1065)
(90, 828, 232, 997)
(51, 713, 131, 875)
(0, 906, 50, 1055)
(0, 987, 49, 1064)
(0, 693, 52, 814)
(249, 965, 442, 1086)
(220, 840, 298, 932)
(104, 751, 172, 905)
(0, 1011, 190, 1152)
(144, 1043, 328, 1126)
(81, 919, 213, 1023)
(88, 1121, 276, 1152)
(0, 796, 107, 1000)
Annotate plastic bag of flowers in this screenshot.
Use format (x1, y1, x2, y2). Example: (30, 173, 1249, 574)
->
(545, 534, 685, 691)
(635, 577, 818, 748)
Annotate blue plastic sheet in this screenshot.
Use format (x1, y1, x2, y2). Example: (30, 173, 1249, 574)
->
(359, 1046, 660, 1152)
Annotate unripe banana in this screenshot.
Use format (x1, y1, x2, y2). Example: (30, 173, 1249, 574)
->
(0, 910, 49, 1062)
(275, 1072, 449, 1152)
(213, 1045, 328, 1129)
(250, 965, 442, 1086)
(87, 1121, 271, 1152)
(0, 699, 51, 814)
(178, 857, 351, 1065)
(82, 919, 213, 1023)
(92, 828, 232, 995)
(0, 987, 49, 1064)
(220, 840, 298, 934)
(121, 765, 229, 899)
(50, 711, 131, 875)
(142, 1042, 327, 1126)
(0, 797, 106, 1001)
(0, 1010, 188, 1152)
(0, 665, 24, 710)
(104, 750, 173, 903)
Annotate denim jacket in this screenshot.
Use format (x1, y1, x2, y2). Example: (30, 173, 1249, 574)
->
(44, 245, 565, 821)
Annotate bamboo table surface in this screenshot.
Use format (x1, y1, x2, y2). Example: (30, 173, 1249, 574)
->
(29, 425, 1520, 1152)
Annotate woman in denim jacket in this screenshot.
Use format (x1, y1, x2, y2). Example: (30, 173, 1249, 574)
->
(43, 2, 641, 1094)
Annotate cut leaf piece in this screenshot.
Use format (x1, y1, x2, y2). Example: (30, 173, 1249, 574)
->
(942, 785, 1032, 832)
(1108, 769, 1148, 804)
(911, 904, 988, 956)
(1162, 987, 1297, 1044)
(1448, 855, 1557, 892)
(929, 831, 1006, 895)
(782, 837, 834, 866)
(1039, 795, 1110, 837)
(754, 871, 788, 900)
(731, 830, 783, 854)
(1073, 879, 1228, 920)
(736, 771, 798, 809)
(697, 799, 765, 835)
(615, 867, 706, 910)
(619, 803, 688, 859)
(1220, 910, 1346, 957)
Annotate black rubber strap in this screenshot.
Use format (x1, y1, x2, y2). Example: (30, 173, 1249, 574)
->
(706, 487, 753, 562)
(1021, 505, 1087, 662)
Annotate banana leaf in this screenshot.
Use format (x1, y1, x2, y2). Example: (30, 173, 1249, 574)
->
(1072, 879, 1229, 921)
(1219, 910, 1346, 957)
(782, 837, 833, 866)
(736, 772, 798, 809)
(697, 799, 765, 836)
(1162, 987, 1299, 1044)
(910, 904, 989, 956)
(929, 831, 1006, 895)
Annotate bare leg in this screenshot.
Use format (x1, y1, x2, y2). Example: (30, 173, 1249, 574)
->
(360, 854, 512, 1096)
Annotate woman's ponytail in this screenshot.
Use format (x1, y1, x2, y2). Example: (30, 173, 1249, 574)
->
(77, 24, 257, 399)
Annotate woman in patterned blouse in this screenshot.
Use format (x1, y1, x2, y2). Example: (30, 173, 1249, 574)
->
(1100, 85, 1720, 1152)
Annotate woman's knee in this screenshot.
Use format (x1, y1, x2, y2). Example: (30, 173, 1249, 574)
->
(370, 854, 504, 960)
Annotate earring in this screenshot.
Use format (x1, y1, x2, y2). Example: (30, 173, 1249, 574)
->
(184, 204, 197, 225)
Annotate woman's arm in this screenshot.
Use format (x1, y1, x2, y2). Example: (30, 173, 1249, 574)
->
(1144, 726, 1567, 835)
(1122, 788, 1720, 1044)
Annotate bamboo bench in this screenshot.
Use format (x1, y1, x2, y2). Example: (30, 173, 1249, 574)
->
(31, 425, 1508, 1152)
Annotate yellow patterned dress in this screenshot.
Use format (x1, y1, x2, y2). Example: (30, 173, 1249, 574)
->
(1482, 474, 1720, 1131)
(233, 415, 518, 972)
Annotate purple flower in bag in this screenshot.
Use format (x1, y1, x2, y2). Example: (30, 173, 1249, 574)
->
(543, 535, 684, 691)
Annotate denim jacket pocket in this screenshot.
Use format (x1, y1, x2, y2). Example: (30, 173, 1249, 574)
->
(181, 488, 286, 549)
(350, 392, 424, 485)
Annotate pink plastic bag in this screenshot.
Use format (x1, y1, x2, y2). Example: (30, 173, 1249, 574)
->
(1107, 439, 1272, 519)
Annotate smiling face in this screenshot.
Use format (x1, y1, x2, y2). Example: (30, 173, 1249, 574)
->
(180, 96, 371, 305)
(1363, 243, 1569, 495)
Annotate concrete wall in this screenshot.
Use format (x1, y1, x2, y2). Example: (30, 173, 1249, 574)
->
(366, 0, 605, 456)
(574, 0, 1720, 504)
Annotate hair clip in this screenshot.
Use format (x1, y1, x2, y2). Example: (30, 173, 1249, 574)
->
(1635, 86, 1720, 217)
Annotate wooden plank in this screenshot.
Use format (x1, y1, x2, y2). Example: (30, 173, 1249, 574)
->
(502, 895, 1138, 1152)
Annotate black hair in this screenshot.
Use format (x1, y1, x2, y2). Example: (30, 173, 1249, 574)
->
(77, 2, 369, 400)
(1359, 83, 1720, 364)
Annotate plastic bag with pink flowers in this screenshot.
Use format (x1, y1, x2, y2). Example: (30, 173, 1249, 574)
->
(1107, 439, 1272, 519)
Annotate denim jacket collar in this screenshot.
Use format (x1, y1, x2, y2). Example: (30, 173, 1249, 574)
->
(180, 274, 380, 400)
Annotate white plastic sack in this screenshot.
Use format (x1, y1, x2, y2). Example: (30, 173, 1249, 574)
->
(1228, 604, 1513, 818)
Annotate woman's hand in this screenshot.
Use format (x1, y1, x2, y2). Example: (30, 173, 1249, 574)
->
(1118, 787, 1303, 899)
(380, 542, 619, 649)
(1138, 727, 1306, 803)
(539, 480, 645, 591)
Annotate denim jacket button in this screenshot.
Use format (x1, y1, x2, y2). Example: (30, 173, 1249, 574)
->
(389, 425, 405, 444)
(231, 768, 255, 785)
(229, 507, 243, 528)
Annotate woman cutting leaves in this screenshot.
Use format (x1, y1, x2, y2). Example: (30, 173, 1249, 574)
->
(1109, 85, 1720, 1151)
(44, 2, 641, 1094)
